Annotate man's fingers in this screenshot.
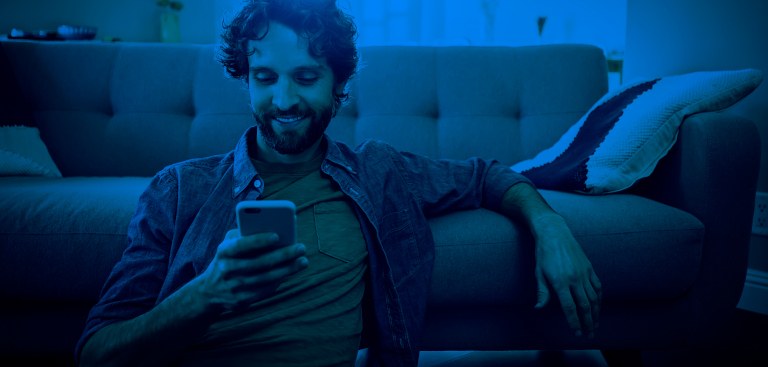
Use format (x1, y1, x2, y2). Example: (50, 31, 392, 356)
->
(225, 256, 309, 310)
(534, 267, 550, 309)
(553, 281, 600, 339)
(573, 286, 595, 338)
(554, 287, 582, 336)
(585, 279, 601, 329)
(231, 256, 309, 291)
(590, 272, 603, 301)
(225, 244, 307, 277)
(219, 232, 281, 258)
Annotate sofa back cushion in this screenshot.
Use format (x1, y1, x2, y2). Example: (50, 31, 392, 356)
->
(339, 46, 608, 163)
(0, 41, 607, 176)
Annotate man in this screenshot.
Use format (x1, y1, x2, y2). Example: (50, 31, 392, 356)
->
(77, 0, 601, 366)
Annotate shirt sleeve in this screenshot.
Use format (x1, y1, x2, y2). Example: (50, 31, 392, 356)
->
(389, 146, 533, 217)
(75, 167, 179, 360)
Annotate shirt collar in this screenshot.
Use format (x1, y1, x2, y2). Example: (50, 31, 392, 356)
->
(323, 135, 357, 175)
(231, 126, 357, 198)
(232, 126, 260, 198)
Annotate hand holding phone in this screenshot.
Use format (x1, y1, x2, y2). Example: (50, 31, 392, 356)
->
(193, 200, 304, 312)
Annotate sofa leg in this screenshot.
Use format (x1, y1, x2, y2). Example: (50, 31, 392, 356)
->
(601, 349, 643, 367)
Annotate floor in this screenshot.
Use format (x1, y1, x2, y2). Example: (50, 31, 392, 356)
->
(418, 309, 768, 367)
(419, 350, 608, 367)
(4, 310, 766, 366)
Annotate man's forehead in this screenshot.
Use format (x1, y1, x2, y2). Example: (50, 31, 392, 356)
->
(246, 22, 326, 69)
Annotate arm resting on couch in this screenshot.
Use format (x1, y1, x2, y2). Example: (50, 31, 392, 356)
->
(500, 183, 603, 339)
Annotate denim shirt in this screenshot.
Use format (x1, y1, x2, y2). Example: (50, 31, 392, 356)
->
(78, 127, 530, 366)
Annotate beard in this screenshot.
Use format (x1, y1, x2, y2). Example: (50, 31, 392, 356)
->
(252, 102, 334, 155)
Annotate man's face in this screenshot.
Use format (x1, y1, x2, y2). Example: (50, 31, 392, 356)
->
(247, 22, 339, 155)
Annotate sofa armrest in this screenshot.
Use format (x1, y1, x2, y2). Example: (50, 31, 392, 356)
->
(631, 111, 761, 339)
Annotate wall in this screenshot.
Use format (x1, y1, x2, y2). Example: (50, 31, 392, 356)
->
(343, 0, 626, 52)
(1, 1, 626, 50)
(625, 0, 768, 312)
(1, 0, 627, 93)
(625, 0, 768, 194)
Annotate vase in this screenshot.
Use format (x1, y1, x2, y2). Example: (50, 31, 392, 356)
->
(160, 10, 181, 43)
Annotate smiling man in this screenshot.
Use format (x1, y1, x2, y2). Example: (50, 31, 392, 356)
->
(247, 23, 339, 162)
(77, 1, 601, 366)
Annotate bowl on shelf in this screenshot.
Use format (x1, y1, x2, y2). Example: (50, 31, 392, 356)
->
(8, 28, 59, 40)
(56, 25, 97, 40)
(7, 25, 97, 41)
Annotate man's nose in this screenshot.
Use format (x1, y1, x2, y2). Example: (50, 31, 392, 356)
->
(272, 80, 299, 110)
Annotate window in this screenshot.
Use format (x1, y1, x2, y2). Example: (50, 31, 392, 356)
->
(342, 0, 626, 52)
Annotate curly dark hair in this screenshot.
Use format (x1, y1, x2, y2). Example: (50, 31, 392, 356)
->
(219, 0, 358, 107)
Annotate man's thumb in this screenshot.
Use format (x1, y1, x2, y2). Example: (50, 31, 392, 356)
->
(225, 228, 240, 240)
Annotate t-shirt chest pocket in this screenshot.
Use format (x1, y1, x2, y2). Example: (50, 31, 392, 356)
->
(313, 201, 367, 262)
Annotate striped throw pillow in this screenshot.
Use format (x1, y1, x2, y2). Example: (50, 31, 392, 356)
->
(511, 69, 762, 194)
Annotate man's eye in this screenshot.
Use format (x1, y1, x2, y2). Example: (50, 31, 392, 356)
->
(295, 72, 319, 85)
(253, 72, 277, 84)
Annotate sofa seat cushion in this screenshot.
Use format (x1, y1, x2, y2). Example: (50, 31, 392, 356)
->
(428, 190, 704, 307)
(1, 177, 704, 308)
(0, 177, 150, 301)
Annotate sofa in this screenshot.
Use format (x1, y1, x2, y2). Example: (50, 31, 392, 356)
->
(0, 40, 761, 365)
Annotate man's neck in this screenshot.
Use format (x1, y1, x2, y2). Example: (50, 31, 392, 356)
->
(255, 132, 324, 164)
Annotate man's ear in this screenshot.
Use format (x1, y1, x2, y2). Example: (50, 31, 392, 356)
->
(331, 81, 348, 117)
(334, 81, 348, 96)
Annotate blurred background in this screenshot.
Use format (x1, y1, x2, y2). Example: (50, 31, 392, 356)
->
(0, 0, 627, 88)
(0, 1, 627, 48)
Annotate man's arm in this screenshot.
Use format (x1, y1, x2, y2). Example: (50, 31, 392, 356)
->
(79, 231, 309, 367)
(499, 182, 602, 338)
(79, 276, 218, 367)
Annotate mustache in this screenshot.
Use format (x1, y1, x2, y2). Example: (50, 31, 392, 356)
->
(258, 105, 312, 120)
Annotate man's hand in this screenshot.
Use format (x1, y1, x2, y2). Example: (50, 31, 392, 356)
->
(195, 229, 309, 313)
(531, 214, 602, 338)
(80, 230, 309, 367)
(500, 183, 602, 339)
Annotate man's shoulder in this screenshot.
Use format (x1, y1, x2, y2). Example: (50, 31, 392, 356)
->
(156, 151, 235, 180)
(335, 139, 400, 157)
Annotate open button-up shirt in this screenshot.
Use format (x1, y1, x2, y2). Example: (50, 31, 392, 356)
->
(78, 127, 530, 366)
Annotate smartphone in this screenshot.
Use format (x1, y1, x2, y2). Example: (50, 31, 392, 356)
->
(236, 200, 297, 246)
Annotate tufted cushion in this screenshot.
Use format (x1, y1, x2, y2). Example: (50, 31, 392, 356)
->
(1, 42, 608, 176)
(3, 42, 252, 177)
(347, 45, 607, 164)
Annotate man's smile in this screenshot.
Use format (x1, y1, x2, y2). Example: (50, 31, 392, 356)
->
(272, 113, 309, 130)
(274, 113, 307, 123)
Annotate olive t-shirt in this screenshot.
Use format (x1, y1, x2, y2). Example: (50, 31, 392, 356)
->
(181, 152, 368, 366)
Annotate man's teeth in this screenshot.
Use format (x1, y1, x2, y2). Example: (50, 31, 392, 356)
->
(274, 115, 304, 123)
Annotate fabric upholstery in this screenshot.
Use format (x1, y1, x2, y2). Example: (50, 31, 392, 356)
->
(1, 42, 607, 176)
(0, 177, 150, 301)
(0, 176, 704, 305)
(429, 191, 703, 307)
(343, 46, 608, 163)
